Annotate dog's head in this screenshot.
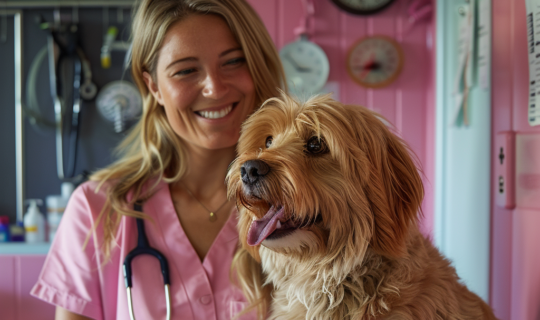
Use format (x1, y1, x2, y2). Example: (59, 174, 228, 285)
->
(227, 93, 423, 264)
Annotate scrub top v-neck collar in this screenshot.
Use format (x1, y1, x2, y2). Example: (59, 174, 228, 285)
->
(145, 180, 242, 320)
(156, 181, 238, 266)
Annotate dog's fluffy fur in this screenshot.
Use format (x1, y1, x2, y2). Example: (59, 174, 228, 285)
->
(227, 93, 498, 320)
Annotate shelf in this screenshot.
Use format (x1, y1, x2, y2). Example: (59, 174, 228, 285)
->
(0, 243, 51, 255)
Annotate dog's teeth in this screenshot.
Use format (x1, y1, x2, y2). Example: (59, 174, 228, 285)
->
(277, 220, 282, 229)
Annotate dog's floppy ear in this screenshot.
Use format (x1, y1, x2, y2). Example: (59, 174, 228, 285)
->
(347, 106, 424, 258)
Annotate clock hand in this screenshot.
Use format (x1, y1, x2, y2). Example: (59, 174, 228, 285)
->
(357, 53, 381, 79)
(284, 52, 312, 73)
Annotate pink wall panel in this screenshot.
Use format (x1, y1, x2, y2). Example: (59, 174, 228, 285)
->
(17, 256, 55, 320)
(491, 0, 540, 319)
(340, 13, 368, 106)
(246, 0, 278, 42)
(368, 3, 398, 124)
(0, 257, 16, 320)
(248, 0, 434, 233)
(511, 209, 540, 320)
(277, 0, 303, 48)
(311, 0, 341, 82)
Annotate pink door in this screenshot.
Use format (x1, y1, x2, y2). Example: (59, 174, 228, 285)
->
(491, 0, 540, 319)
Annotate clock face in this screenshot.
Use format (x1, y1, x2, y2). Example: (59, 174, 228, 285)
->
(279, 40, 330, 96)
(346, 36, 403, 88)
(331, 0, 396, 15)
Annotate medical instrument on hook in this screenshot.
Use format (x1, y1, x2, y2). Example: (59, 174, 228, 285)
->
(96, 81, 142, 133)
(25, 15, 98, 180)
(123, 203, 171, 320)
(101, 26, 131, 69)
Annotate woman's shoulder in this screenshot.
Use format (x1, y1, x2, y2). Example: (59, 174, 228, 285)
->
(64, 181, 109, 220)
(72, 180, 110, 203)
(70, 178, 168, 213)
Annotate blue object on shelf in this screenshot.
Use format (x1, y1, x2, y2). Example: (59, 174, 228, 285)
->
(10, 222, 25, 242)
(0, 216, 10, 242)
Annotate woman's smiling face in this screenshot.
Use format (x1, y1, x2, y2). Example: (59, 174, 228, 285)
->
(144, 14, 256, 151)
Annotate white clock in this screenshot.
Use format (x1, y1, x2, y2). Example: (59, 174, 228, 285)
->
(279, 36, 330, 96)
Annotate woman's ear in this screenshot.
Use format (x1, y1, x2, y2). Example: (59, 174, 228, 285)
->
(143, 71, 164, 106)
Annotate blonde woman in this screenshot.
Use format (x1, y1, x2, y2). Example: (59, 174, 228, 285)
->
(31, 0, 285, 319)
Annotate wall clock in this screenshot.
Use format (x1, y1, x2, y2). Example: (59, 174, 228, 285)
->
(279, 35, 330, 96)
(331, 0, 396, 15)
(346, 35, 404, 88)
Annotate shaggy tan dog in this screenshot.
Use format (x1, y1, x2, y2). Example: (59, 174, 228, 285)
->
(227, 93, 498, 320)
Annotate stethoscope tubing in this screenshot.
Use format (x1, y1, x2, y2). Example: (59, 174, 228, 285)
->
(46, 29, 83, 180)
(123, 203, 172, 320)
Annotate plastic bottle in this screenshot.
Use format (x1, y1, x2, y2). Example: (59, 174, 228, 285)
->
(24, 199, 46, 243)
(0, 216, 10, 242)
(46, 182, 74, 242)
(46, 196, 64, 242)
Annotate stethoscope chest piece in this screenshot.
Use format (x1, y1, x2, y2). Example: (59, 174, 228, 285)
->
(123, 203, 172, 320)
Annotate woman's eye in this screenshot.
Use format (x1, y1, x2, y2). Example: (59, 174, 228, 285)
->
(175, 68, 196, 76)
(265, 136, 273, 148)
(305, 136, 328, 155)
(225, 57, 246, 66)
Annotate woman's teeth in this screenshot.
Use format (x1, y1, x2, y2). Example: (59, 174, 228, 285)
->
(198, 105, 233, 119)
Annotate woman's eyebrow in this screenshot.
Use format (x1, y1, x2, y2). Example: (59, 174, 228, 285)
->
(165, 57, 197, 70)
(220, 47, 243, 57)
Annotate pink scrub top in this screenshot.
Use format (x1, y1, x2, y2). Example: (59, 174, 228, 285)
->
(31, 180, 255, 320)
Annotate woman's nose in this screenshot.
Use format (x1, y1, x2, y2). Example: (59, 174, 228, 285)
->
(201, 71, 229, 99)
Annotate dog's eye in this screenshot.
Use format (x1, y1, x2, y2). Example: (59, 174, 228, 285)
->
(305, 136, 328, 155)
(265, 136, 273, 148)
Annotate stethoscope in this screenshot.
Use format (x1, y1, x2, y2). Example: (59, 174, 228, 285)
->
(123, 204, 172, 320)
(39, 16, 98, 180)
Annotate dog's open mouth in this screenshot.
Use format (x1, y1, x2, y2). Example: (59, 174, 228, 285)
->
(247, 205, 320, 246)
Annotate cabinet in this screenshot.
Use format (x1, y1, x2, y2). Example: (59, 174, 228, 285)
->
(0, 250, 55, 320)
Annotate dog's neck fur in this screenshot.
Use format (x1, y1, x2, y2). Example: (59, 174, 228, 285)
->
(260, 227, 428, 320)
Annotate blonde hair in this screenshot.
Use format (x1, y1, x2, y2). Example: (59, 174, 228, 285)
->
(89, 0, 285, 280)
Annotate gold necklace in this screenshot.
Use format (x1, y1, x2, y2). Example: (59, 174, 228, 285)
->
(181, 182, 229, 222)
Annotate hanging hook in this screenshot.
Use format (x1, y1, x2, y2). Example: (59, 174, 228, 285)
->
(54, 8, 61, 26)
(294, 0, 315, 38)
(407, 0, 433, 24)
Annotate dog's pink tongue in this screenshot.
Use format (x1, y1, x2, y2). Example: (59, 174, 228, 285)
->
(247, 205, 285, 246)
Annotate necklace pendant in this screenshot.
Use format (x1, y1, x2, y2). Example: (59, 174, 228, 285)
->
(209, 212, 217, 222)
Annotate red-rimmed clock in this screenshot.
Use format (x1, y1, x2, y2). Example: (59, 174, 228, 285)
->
(346, 35, 404, 88)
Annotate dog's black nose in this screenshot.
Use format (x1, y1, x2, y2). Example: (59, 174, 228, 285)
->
(241, 160, 270, 185)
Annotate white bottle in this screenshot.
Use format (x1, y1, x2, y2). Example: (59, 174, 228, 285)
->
(46, 182, 74, 242)
(24, 199, 46, 243)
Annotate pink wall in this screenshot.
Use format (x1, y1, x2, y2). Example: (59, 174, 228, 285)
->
(248, 0, 436, 235)
(491, 0, 540, 319)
